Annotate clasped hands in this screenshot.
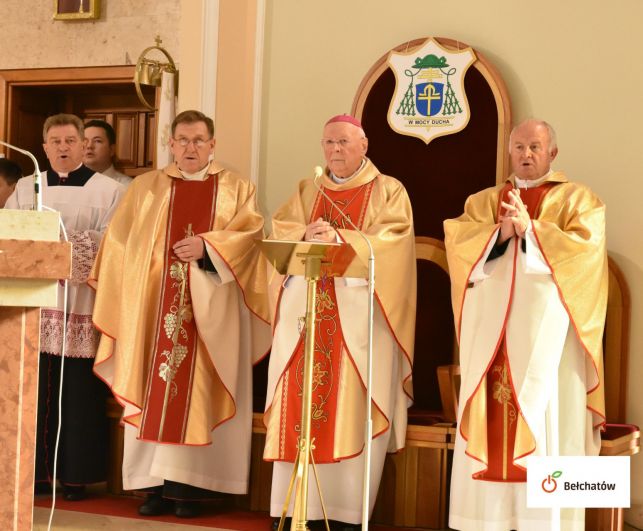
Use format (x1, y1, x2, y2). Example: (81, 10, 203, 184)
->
(172, 219, 337, 261)
(305, 217, 337, 242)
(173, 236, 205, 262)
(498, 188, 530, 244)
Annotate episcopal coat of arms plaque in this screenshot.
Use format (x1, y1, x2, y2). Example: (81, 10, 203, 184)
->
(387, 38, 476, 144)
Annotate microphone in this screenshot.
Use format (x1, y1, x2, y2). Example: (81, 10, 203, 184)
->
(0, 140, 42, 211)
(311, 165, 375, 531)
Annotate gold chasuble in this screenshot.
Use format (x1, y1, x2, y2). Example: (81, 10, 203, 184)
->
(281, 181, 374, 462)
(264, 158, 416, 463)
(90, 162, 270, 446)
(445, 172, 608, 481)
(473, 182, 553, 481)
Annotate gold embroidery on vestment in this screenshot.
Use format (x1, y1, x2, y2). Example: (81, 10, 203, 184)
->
(157, 225, 195, 403)
(322, 195, 361, 229)
(491, 361, 517, 479)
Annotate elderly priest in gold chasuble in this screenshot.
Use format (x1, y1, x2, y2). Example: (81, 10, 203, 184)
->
(90, 110, 271, 518)
(445, 119, 607, 531)
(263, 115, 416, 528)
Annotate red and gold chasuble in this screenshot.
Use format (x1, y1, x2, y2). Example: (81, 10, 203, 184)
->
(278, 180, 374, 463)
(474, 182, 555, 482)
(140, 176, 218, 443)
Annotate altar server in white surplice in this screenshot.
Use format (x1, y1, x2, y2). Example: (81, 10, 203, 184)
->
(6, 113, 124, 500)
(83, 119, 133, 187)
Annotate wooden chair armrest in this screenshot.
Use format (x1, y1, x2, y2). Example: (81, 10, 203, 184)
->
(437, 364, 460, 423)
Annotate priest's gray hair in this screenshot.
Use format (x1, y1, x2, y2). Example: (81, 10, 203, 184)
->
(43, 114, 85, 142)
(509, 119, 557, 154)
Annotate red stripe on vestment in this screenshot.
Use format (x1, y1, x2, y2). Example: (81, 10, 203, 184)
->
(279, 181, 374, 463)
(140, 176, 218, 443)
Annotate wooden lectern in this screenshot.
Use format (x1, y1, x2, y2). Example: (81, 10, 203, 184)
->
(0, 209, 71, 531)
(258, 239, 366, 531)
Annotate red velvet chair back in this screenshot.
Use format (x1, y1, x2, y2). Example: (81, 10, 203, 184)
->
(351, 37, 512, 412)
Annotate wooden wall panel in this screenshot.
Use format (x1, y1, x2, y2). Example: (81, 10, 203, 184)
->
(114, 113, 138, 168)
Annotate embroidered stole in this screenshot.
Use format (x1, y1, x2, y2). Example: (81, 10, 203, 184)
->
(474, 182, 554, 481)
(278, 181, 374, 462)
(140, 176, 218, 443)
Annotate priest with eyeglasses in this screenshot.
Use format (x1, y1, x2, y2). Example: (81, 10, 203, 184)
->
(90, 109, 271, 518)
(263, 114, 416, 530)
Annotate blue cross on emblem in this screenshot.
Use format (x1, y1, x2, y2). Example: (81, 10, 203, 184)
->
(415, 82, 444, 117)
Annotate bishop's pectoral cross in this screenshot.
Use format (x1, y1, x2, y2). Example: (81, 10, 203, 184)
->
(324, 199, 353, 230)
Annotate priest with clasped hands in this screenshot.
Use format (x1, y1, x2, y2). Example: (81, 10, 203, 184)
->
(263, 114, 417, 530)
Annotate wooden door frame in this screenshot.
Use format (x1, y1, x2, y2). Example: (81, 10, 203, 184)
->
(0, 65, 155, 161)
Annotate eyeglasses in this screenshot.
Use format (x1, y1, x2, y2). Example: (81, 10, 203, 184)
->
(173, 137, 212, 148)
(321, 138, 352, 148)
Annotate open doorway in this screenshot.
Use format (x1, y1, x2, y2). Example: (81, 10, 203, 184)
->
(0, 65, 157, 177)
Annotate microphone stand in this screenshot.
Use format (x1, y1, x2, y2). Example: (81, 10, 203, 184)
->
(312, 165, 375, 531)
(0, 140, 42, 211)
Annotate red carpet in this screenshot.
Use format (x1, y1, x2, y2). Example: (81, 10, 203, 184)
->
(34, 494, 401, 530)
(34, 495, 272, 530)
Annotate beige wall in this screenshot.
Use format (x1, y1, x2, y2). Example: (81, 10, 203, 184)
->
(177, 0, 262, 181)
(177, 0, 205, 112)
(214, 0, 260, 179)
(0, 0, 179, 69)
(259, 0, 643, 523)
